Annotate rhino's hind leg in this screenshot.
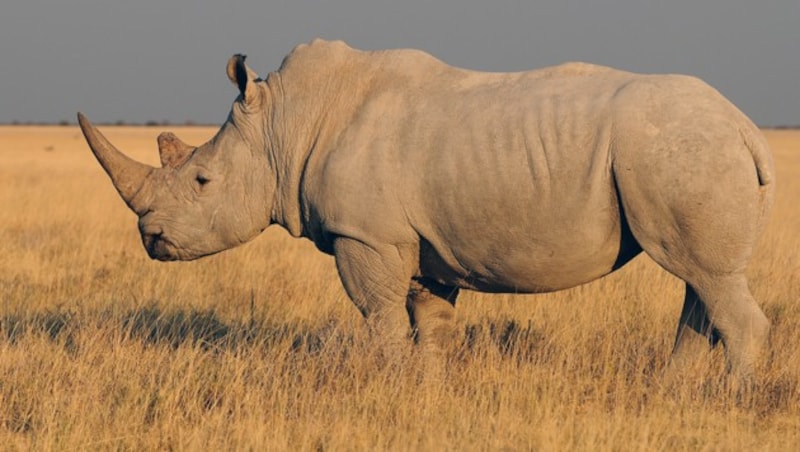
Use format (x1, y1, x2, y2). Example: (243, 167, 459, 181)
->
(689, 274, 769, 382)
(613, 138, 771, 384)
(643, 247, 768, 381)
(669, 283, 720, 373)
(660, 269, 768, 382)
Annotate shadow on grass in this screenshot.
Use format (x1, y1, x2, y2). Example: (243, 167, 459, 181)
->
(461, 319, 549, 361)
(1, 309, 78, 349)
(0, 305, 330, 355)
(119, 305, 334, 354)
(0, 305, 551, 362)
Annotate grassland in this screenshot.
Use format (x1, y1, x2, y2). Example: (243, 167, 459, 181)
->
(0, 125, 798, 450)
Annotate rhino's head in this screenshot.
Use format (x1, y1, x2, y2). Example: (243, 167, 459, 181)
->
(79, 55, 276, 261)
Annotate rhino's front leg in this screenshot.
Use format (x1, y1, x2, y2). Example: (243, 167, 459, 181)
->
(408, 278, 459, 356)
(333, 237, 414, 359)
(407, 278, 459, 380)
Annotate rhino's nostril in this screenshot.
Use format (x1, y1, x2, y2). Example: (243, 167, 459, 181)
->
(143, 230, 163, 253)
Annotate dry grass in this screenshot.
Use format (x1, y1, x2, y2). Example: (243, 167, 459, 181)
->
(0, 125, 798, 450)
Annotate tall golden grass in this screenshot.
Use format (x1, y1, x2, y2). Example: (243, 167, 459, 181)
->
(0, 125, 798, 450)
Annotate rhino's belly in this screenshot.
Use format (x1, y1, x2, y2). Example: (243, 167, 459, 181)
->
(418, 218, 640, 294)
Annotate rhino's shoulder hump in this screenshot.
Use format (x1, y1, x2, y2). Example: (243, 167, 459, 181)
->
(533, 61, 622, 78)
(279, 38, 358, 71)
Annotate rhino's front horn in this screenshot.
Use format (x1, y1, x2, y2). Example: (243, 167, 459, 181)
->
(77, 112, 155, 214)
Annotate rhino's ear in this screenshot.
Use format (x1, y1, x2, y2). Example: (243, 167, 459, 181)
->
(226, 54, 262, 108)
(157, 132, 194, 169)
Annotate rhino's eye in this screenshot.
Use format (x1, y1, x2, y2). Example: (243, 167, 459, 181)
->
(195, 174, 210, 187)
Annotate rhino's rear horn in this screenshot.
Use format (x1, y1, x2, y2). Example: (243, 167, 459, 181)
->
(157, 132, 195, 169)
(77, 112, 155, 214)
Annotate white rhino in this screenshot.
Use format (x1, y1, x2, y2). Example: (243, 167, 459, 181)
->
(78, 39, 774, 381)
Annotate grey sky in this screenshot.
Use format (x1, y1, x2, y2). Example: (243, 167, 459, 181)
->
(1, 0, 797, 126)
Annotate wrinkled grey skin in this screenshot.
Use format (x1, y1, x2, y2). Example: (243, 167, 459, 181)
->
(79, 39, 775, 382)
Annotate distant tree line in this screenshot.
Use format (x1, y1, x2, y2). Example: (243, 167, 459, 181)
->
(4, 119, 215, 127)
(2, 119, 799, 129)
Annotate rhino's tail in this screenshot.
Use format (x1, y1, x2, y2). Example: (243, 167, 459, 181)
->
(740, 126, 774, 187)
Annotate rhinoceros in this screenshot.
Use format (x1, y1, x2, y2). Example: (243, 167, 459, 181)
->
(78, 39, 774, 381)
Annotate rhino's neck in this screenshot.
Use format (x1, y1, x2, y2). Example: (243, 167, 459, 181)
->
(265, 41, 374, 237)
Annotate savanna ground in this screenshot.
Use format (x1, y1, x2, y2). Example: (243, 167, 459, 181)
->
(0, 124, 798, 450)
